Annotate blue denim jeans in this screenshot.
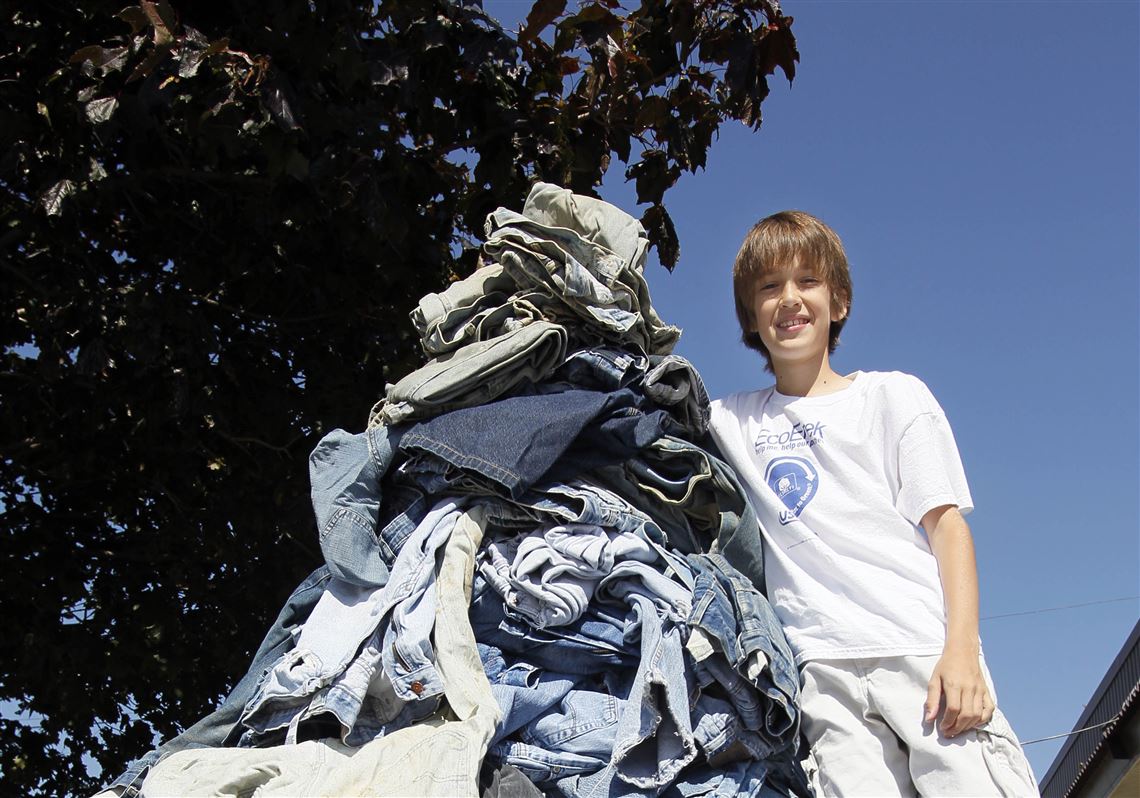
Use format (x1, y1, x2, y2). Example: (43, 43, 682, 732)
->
(399, 387, 676, 500)
(240, 499, 466, 743)
(590, 435, 728, 558)
(141, 507, 503, 796)
(309, 424, 427, 588)
(470, 569, 637, 675)
(480, 643, 618, 784)
(595, 434, 768, 592)
(102, 565, 332, 796)
(541, 346, 648, 393)
(609, 594, 696, 789)
(481, 643, 581, 746)
(480, 547, 700, 792)
(685, 553, 800, 758)
(479, 525, 664, 629)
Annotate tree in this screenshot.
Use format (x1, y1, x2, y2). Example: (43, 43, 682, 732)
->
(0, 1, 797, 793)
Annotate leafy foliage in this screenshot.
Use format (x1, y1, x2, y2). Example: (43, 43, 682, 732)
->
(0, 1, 796, 794)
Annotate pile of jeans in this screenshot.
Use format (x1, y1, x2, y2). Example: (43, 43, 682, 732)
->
(101, 183, 809, 798)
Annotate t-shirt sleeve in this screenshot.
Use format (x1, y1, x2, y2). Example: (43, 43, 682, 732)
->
(894, 381, 974, 526)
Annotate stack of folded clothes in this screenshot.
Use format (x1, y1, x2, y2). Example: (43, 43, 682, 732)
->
(101, 184, 811, 798)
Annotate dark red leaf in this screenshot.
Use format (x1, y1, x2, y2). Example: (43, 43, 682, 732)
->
(641, 204, 679, 270)
(520, 0, 567, 43)
(760, 17, 798, 82)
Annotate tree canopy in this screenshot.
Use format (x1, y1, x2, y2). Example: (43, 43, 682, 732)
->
(0, 1, 797, 794)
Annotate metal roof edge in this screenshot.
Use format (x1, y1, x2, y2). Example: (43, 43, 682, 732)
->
(1039, 617, 1140, 795)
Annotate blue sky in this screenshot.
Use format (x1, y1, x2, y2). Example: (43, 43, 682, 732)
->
(487, 0, 1139, 779)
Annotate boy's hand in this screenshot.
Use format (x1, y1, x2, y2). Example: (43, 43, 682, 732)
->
(924, 646, 994, 737)
(922, 504, 992, 738)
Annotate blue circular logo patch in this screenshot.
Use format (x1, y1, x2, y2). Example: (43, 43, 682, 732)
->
(763, 456, 818, 525)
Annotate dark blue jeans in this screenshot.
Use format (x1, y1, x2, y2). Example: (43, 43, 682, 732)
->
(399, 387, 677, 500)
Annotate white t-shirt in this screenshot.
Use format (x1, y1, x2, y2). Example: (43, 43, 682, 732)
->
(709, 371, 973, 664)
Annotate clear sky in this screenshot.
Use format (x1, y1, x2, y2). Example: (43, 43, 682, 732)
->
(487, 0, 1140, 779)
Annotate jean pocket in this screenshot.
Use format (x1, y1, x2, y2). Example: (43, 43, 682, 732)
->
(976, 707, 1039, 796)
(522, 691, 620, 751)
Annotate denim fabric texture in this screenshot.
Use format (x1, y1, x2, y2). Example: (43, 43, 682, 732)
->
(598, 436, 768, 593)
(686, 554, 800, 756)
(399, 387, 675, 500)
(309, 424, 426, 588)
(411, 263, 521, 356)
(142, 508, 500, 798)
(106, 183, 807, 798)
(543, 346, 647, 393)
(480, 525, 649, 629)
(103, 566, 332, 797)
(608, 594, 697, 788)
(593, 434, 740, 556)
(240, 499, 466, 742)
(471, 570, 637, 675)
(643, 354, 711, 437)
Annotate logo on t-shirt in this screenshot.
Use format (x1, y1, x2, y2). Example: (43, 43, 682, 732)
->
(764, 456, 818, 525)
(753, 421, 825, 453)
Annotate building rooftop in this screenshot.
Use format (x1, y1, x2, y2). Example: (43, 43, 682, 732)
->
(1039, 618, 1140, 797)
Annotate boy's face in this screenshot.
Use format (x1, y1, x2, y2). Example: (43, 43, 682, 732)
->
(749, 258, 845, 369)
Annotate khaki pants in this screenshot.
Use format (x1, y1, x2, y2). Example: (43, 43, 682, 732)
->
(800, 654, 1039, 797)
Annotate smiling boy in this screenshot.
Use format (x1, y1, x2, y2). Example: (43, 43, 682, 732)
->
(708, 211, 1038, 796)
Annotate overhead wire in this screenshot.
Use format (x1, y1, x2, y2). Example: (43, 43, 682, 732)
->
(976, 596, 1137, 745)
(980, 596, 1139, 621)
(1020, 713, 1124, 746)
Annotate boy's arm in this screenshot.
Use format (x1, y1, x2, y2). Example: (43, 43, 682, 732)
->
(921, 504, 995, 738)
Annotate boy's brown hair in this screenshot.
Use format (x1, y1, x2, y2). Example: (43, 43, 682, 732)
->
(733, 210, 853, 372)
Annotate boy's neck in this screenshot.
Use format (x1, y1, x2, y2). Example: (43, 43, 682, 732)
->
(772, 353, 851, 397)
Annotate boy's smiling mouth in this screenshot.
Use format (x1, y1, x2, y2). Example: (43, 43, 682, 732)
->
(776, 316, 811, 331)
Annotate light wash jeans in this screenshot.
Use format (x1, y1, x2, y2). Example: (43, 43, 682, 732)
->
(485, 211, 678, 356)
(240, 499, 466, 741)
(308, 424, 425, 588)
(410, 262, 519, 354)
(479, 524, 659, 629)
(140, 508, 500, 797)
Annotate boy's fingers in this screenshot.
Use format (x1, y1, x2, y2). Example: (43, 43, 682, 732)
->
(941, 688, 962, 736)
(953, 689, 981, 735)
(980, 693, 996, 726)
(924, 677, 942, 723)
(971, 690, 986, 728)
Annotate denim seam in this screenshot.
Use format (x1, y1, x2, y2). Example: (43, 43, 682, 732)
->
(404, 435, 522, 488)
(320, 507, 374, 541)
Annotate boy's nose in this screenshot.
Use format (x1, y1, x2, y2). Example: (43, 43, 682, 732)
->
(778, 284, 801, 307)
